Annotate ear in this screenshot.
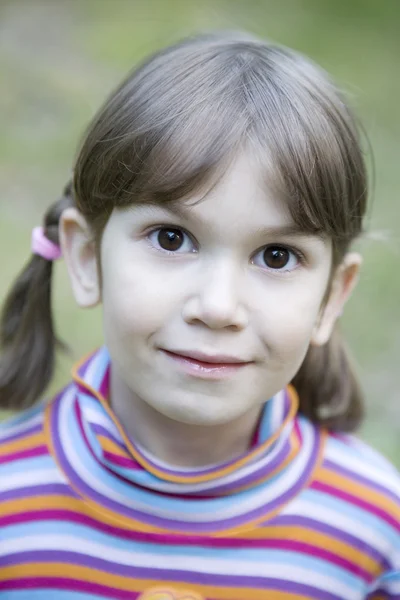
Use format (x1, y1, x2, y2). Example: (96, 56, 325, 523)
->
(59, 208, 101, 308)
(311, 252, 362, 346)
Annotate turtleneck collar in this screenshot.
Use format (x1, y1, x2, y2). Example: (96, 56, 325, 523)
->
(45, 347, 325, 535)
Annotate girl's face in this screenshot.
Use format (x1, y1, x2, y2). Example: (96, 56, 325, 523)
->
(63, 154, 360, 426)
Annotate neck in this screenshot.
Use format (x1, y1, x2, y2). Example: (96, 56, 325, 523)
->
(110, 369, 263, 469)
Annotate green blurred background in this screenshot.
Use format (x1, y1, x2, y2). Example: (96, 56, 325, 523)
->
(0, 0, 399, 464)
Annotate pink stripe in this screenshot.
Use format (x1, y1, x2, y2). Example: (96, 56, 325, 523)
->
(0, 507, 377, 572)
(0, 422, 42, 445)
(324, 459, 400, 505)
(311, 480, 400, 532)
(103, 451, 142, 470)
(99, 368, 110, 399)
(259, 538, 373, 581)
(0, 577, 139, 599)
(293, 419, 302, 445)
(0, 445, 48, 465)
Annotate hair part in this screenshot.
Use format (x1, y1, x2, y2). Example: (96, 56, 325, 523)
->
(0, 32, 369, 429)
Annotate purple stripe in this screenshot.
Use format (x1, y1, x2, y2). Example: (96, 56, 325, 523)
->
(137, 444, 252, 478)
(72, 348, 293, 483)
(73, 349, 293, 483)
(0, 571, 349, 599)
(76, 347, 109, 388)
(0, 422, 43, 445)
(1, 506, 374, 559)
(366, 588, 391, 599)
(239, 577, 344, 599)
(0, 444, 48, 465)
(66, 424, 315, 532)
(50, 390, 320, 532)
(1, 551, 147, 578)
(91, 424, 126, 452)
(0, 578, 137, 599)
(106, 439, 293, 496)
(134, 397, 289, 479)
(4, 536, 370, 582)
(93, 423, 294, 497)
(271, 514, 390, 569)
(76, 353, 97, 380)
(324, 458, 400, 505)
(312, 480, 400, 532)
(0, 507, 377, 577)
(0, 483, 77, 504)
(204, 437, 292, 495)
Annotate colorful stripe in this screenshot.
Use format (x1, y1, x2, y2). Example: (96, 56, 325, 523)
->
(0, 346, 399, 599)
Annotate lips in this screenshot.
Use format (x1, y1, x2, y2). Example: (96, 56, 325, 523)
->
(162, 349, 250, 367)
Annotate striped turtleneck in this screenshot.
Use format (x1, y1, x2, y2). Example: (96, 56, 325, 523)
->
(0, 346, 399, 599)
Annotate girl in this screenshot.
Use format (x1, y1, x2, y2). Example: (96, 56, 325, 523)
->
(0, 31, 399, 600)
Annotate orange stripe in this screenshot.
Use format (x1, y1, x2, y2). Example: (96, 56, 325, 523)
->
(1, 564, 311, 600)
(42, 355, 325, 536)
(0, 493, 161, 533)
(98, 436, 299, 494)
(4, 495, 373, 573)
(98, 435, 130, 458)
(236, 524, 380, 575)
(0, 432, 46, 455)
(43, 408, 326, 538)
(217, 433, 300, 496)
(96, 429, 300, 496)
(1, 564, 153, 592)
(317, 466, 400, 521)
(70, 353, 300, 484)
(0, 496, 93, 519)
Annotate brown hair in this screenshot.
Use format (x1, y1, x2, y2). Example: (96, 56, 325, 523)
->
(0, 32, 368, 429)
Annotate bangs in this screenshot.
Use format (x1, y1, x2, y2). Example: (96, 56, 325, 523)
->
(74, 34, 367, 254)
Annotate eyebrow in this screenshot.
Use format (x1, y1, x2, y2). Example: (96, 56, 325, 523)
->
(254, 224, 326, 241)
(143, 202, 326, 242)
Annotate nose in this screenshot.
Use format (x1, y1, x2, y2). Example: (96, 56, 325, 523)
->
(182, 260, 248, 330)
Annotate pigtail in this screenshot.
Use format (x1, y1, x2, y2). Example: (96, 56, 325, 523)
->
(292, 326, 364, 432)
(0, 182, 74, 411)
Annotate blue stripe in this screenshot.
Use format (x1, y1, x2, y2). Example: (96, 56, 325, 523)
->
(84, 346, 110, 391)
(0, 403, 44, 433)
(0, 520, 302, 559)
(67, 397, 288, 517)
(1, 591, 105, 600)
(258, 396, 274, 440)
(1, 520, 363, 589)
(326, 435, 397, 475)
(302, 487, 399, 546)
(0, 454, 55, 477)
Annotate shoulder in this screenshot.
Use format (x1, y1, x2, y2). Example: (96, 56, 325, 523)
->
(0, 402, 58, 495)
(0, 402, 47, 449)
(322, 430, 400, 501)
(316, 430, 400, 564)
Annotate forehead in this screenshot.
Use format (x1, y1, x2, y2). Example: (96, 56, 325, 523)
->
(110, 152, 328, 249)
(170, 153, 296, 233)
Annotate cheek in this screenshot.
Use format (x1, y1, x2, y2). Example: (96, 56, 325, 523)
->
(258, 284, 324, 362)
(101, 259, 178, 339)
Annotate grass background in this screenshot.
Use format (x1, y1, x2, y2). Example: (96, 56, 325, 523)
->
(0, 0, 399, 465)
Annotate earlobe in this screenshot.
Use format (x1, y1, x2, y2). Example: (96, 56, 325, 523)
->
(59, 208, 101, 308)
(311, 252, 362, 346)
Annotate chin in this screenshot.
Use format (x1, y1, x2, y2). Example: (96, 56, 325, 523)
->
(153, 401, 243, 427)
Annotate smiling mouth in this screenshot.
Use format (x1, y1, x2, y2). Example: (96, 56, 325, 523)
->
(160, 349, 253, 378)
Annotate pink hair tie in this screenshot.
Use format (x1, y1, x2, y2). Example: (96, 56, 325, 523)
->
(31, 226, 62, 261)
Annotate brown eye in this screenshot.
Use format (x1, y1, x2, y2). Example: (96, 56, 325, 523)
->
(157, 228, 184, 251)
(263, 246, 290, 269)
